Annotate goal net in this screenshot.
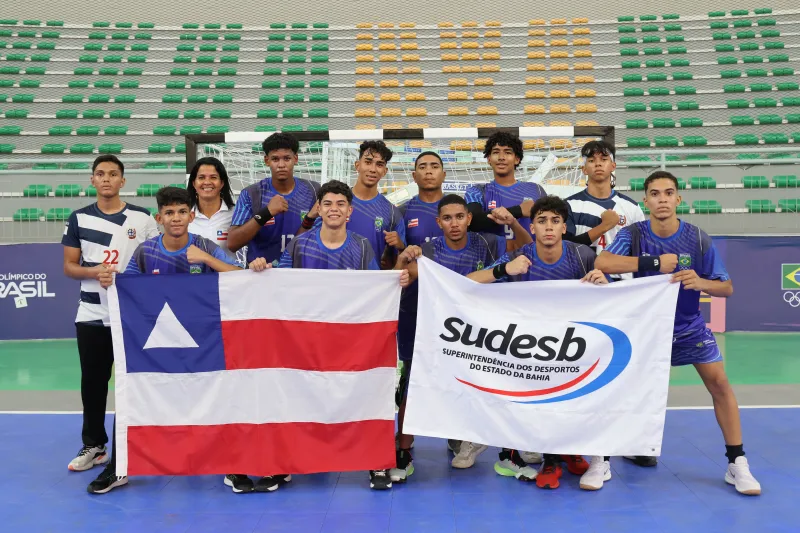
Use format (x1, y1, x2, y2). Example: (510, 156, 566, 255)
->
(186, 126, 614, 204)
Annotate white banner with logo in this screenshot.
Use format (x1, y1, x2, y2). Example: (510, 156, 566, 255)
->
(404, 258, 680, 456)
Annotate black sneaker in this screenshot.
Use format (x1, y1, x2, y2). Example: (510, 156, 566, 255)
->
(624, 456, 658, 467)
(224, 474, 254, 493)
(389, 449, 414, 483)
(369, 469, 392, 490)
(254, 474, 292, 493)
(87, 463, 128, 494)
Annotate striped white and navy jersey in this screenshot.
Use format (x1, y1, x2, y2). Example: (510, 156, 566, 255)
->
(62, 203, 160, 326)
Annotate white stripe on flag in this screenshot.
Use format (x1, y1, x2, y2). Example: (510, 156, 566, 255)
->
(123, 367, 396, 426)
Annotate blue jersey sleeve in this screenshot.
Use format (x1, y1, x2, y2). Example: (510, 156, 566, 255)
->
(276, 248, 293, 268)
(464, 185, 484, 206)
(391, 206, 407, 246)
(61, 211, 81, 248)
(230, 188, 253, 227)
(313, 216, 323, 229)
(700, 243, 730, 281)
(605, 227, 633, 256)
(489, 252, 511, 269)
(212, 245, 240, 266)
(123, 246, 144, 274)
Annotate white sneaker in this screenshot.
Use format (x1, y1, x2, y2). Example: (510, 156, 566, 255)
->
(68, 445, 109, 471)
(520, 451, 543, 464)
(725, 456, 761, 495)
(451, 441, 488, 469)
(579, 456, 611, 490)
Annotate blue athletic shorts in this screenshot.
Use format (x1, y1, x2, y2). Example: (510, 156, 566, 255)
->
(671, 327, 723, 367)
(397, 310, 416, 362)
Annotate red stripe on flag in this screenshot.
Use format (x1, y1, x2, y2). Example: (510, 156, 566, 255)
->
(126, 420, 395, 476)
(221, 319, 398, 371)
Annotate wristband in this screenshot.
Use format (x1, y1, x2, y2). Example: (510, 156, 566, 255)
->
(638, 255, 660, 272)
(253, 207, 273, 227)
(301, 215, 315, 230)
(492, 262, 508, 279)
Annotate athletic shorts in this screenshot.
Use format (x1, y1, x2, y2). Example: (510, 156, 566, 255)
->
(397, 310, 417, 362)
(671, 327, 723, 367)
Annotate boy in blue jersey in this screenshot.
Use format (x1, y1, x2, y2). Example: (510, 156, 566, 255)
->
(401, 151, 447, 247)
(468, 196, 607, 490)
(596, 171, 761, 496)
(464, 132, 546, 251)
(227, 132, 319, 266)
(391, 195, 530, 481)
(251, 180, 409, 491)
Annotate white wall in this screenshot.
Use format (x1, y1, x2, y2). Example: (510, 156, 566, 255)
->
(4, 0, 797, 25)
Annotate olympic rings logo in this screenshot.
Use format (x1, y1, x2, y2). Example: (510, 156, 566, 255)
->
(783, 291, 800, 308)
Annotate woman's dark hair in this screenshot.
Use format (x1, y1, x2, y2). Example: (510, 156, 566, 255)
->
(262, 132, 299, 156)
(437, 194, 467, 213)
(483, 131, 524, 169)
(531, 195, 569, 221)
(644, 171, 680, 192)
(358, 140, 393, 163)
(318, 179, 353, 204)
(187, 156, 235, 209)
(156, 186, 192, 210)
(92, 154, 124, 175)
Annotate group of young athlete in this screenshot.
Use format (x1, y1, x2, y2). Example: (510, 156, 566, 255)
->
(61, 131, 761, 497)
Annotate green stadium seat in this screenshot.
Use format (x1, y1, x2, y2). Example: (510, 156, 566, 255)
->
(763, 133, 789, 144)
(731, 115, 755, 126)
(0, 126, 21, 135)
(689, 177, 716, 189)
(308, 125, 329, 131)
(13, 208, 45, 222)
(682, 136, 707, 146)
(257, 109, 278, 119)
(773, 175, 798, 188)
(187, 94, 207, 103)
(41, 144, 66, 154)
(648, 87, 670, 96)
(158, 110, 180, 119)
(650, 102, 673, 111)
(754, 98, 777, 107)
(625, 103, 647, 112)
(48, 126, 73, 135)
(5, 110, 29, 118)
(23, 184, 53, 197)
(213, 94, 233, 103)
(183, 109, 205, 119)
(32, 163, 59, 170)
(70, 143, 95, 154)
(175, 143, 186, 153)
(629, 178, 645, 190)
(109, 110, 131, 119)
(55, 184, 82, 197)
(148, 143, 172, 153)
(654, 136, 679, 147)
(727, 99, 749, 109)
(745, 199, 776, 213)
(190, 81, 210, 89)
(680, 117, 703, 127)
(153, 125, 177, 135)
(692, 200, 722, 214)
(746, 68, 768, 77)
(283, 109, 303, 118)
(724, 84, 745, 93)
(104, 126, 128, 135)
(180, 125, 203, 135)
(787, 114, 800, 124)
(783, 98, 800, 107)
(742, 176, 769, 188)
(647, 73, 668, 82)
(778, 199, 799, 212)
(76, 126, 101, 136)
(757, 114, 782, 125)
(64, 162, 90, 170)
(98, 143, 123, 153)
(652, 118, 674, 127)
(207, 125, 229, 134)
(734, 134, 759, 145)
(0, 144, 15, 154)
(675, 202, 690, 215)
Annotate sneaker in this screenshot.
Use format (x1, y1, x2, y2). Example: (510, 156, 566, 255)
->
(579, 456, 611, 491)
(254, 474, 291, 493)
(725, 456, 761, 495)
(389, 449, 414, 483)
(447, 439, 462, 455)
(536, 461, 562, 490)
(494, 450, 537, 481)
(624, 455, 658, 467)
(520, 451, 543, 464)
(451, 441, 488, 469)
(68, 445, 108, 472)
(87, 463, 128, 494)
(561, 455, 590, 476)
(369, 469, 393, 490)
(224, 474, 254, 493)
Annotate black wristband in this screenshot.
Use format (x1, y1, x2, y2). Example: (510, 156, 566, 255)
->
(301, 215, 315, 230)
(492, 262, 508, 279)
(507, 205, 524, 219)
(253, 207, 273, 227)
(638, 255, 660, 272)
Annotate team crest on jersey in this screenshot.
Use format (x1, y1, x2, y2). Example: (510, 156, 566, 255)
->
(374, 217, 384, 231)
(618, 215, 627, 226)
(678, 253, 692, 268)
(265, 218, 276, 226)
(488, 200, 497, 210)
(189, 264, 203, 274)
(152, 269, 160, 274)
(127, 228, 136, 239)
(300, 210, 308, 221)
(408, 218, 419, 228)
(476, 260, 484, 270)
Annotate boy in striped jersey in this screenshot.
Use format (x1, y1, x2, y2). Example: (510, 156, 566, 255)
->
(62, 155, 160, 481)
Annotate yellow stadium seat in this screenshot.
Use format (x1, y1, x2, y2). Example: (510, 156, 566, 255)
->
(525, 105, 545, 114)
(475, 139, 486, 150)
(528, 51, 546, 59)
(576, 120, 599, 126)
(448, 78, 468, 86)
(575, 75, 595, 83)
(572, 38, 591, 46)
(402, 66, 421, 74)
(406, 92, 426, 100)
(440, 31, 457, 38)
(379, 54, 397, 62)
(475, 77, 494, 85)
(462, 21, 478, 27)
(400, 32, 417, 39)
(356, 43, 374, 51)
(549, 104, 571, 113)
(529, 29, 546, 36)
(574, 63, 594, 70)
(529, 19, 546, 25)
(441, 53, 459, 61)
(483, 41, 501, 48)
(381, 93, 401, 101)
(451, 140, 473, 150)
(378, 23, 394, 29)
(550, 139, 573, 149)
(575, 89, 596, 97)
(550, 76, 570, 84)
(383, 123, 403, 129)
(574, 50, 592, 58)
(462, 66, 481, 73)
(477, 106, 497, 115)
(355, 108, 376, 117)
(356, 79, 375, 87)
(356, 33, 374, 40)
(572, 28, 591, 35)
(462, 41, 479, 49)
(475, 121, 496, 127)
(484, 30, 502, 38)
(400, 42, 418, 50)
(527, 64, 546, 71)
(448, 92, 468, 100)
(399, 23, 416, 28)
(572, 17, 589, 24)
(379, 33, 395, 39)
(380, 66, 398, 74)
(528, 39, 546, 47)
(442, 65, 461, 73)
(474, 91, 494, 100)
(462, 53, 480, 61)
(356, 23, 373, 29)
(551, 39, 569, 46)
(381, 107, 402, 117)
(550, 29, 568, 36)
(438, 22, 454, 28)
(526, 90, 546, 98)
(550, 51, 570, 59)
(551, 18, 567, 24)
(482, 52, 500, 60)
(441, 42, 458, 49)
(408, 123, 430, 129)
(462, 31, 480, 38)
(379, 43, 397, 50)
(401, 54, 420, 61)
(406, 107, 427, 116)
(448, 106, 469, 115)
(551, 63, 570, 71)
(486, 20, 502, 27)
(356, 67, 375, 75)
(410, 140, 433, 148)
(550, 90, 571, 98)
(549, 120, 572, 126)
(480, 65, 499, 72)
(526, 76, 546, 84)
(523, 121, 545, 127)
(524, 139, 545, 149)
(356, 123, 376, 129)
(380, 79, 399, 87)
(355, 93, 375, 101)
(356, 55, 374, 62)
(576, 104, 598, 113)
(404, 79, 424, 86)
(450, 122, 471, 128)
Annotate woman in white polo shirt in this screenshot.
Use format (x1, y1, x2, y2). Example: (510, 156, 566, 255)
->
(187, 157, 238, 261)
